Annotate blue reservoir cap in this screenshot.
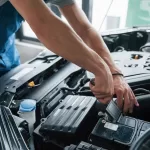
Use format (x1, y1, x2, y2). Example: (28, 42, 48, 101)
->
(19, 99, 36, 112)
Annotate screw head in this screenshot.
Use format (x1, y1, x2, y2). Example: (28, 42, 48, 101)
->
(102, 120, 106, 124)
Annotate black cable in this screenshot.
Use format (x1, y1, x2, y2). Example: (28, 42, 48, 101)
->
(140, 45, 150, 52)
(98, 0, 114, 32)
(60, 76, 88, 92)
(133, 88, 150, 95)
(114, 46, 125, 52)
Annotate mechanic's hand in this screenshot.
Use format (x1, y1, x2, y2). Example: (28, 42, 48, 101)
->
(89, 70, 114, 104)
(113, 75, 139, 114)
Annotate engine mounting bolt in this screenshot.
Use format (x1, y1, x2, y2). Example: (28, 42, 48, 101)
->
(102, 120, 106, 124)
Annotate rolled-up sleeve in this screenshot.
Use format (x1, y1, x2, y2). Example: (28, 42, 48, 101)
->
(49, 0, 75, 7)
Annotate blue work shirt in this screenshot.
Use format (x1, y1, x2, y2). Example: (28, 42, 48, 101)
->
(0, 2, 23, 77)
(0, 0, 74, 77)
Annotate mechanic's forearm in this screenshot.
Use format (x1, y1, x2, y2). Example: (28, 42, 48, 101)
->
(37, 22, 109, 75)
(10, 0, 109, 76)
(80, 27, 121, 74)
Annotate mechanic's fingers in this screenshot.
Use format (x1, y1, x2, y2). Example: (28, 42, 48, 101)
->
(92, 91, 109, 95)
(93, 92, 111, 97)
(116, 89, 124, 109)
(89, 80, 113, 96)
(131, 90, 139, 107)
(127, 91, 134, 113)
(91, 88, 111, 95)
(128, 91, 136, 113)
(90, 78, 95, 86)
(123, 91, 130, 114)
(94, 93, 112, 99)
(89, 80, 95, 88)
(129, 98, 133, 114)
(98, 96, 112, 104)
(94, 94, 112, 104)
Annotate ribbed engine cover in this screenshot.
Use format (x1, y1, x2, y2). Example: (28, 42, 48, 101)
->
(40, 95, 96, 134)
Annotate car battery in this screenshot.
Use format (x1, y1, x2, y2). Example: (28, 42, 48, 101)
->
(89, 100, 150, 150)
(64, 141, 107, 150)
(34, 95, 97, 149)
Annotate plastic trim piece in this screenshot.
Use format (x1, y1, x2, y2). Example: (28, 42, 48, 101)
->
(0, 105, 28, 150)
(0, 56, 63, 94)
(130, 128, 150, 150)
(40, 95, 96, 134)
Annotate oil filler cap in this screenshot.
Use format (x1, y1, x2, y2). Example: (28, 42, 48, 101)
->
(131, 54, 143, 60)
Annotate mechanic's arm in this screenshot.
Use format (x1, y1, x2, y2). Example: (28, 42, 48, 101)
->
(10, 0, 114, 99)
(10, 0, 105, 75)
(60, 3, 119, 74)
(60, 3, 139, 113)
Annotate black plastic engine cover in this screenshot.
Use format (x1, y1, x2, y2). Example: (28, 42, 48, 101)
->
(40, 95, 96, 136)
(34, 95, 97, 149)
(111, 51, 150, 80)
(82, 51, 150, 91)
(0, 52, 65, 107)
(0, 105, 28, 150)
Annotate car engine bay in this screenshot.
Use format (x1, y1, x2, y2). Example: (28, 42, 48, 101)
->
(1, 27, 150, 150)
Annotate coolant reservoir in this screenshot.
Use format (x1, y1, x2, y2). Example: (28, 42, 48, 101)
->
(18, 99, 36, 134)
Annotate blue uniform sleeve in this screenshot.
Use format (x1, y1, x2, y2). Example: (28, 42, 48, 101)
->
(49, 0, 75, 7)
